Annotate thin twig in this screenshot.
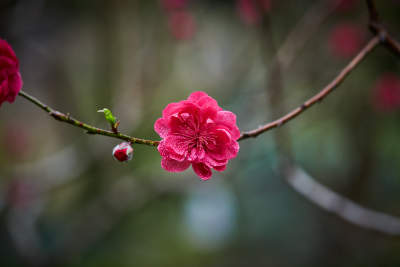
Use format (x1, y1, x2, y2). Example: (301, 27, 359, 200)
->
(366, 0, 380, 23)
(239, 35, 380, 141)
(18, 90, 160, 147)
(367, 0, 400, 56)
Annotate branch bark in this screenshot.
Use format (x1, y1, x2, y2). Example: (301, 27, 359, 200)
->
(239, 36, 380, 141)
(286, 166, 400, 235)
(18, 90, 160, 147)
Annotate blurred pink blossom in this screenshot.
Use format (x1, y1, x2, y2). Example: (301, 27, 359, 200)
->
(334, 0, 360, 12)
(161, 0, 188, 11)
(7, 180, 35, 208)
(168, 10, 196, 41)
(372, 73, 400, 112)
(2, 123, 31, 160)
(236, 0, 271, 25)
(329, 23, 365, 58)
(0, 38, 23, 106)
(154, 91, 240, 180)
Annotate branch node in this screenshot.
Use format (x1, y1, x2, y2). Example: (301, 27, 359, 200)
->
(378, 30, 387, 43)
(50, 111, 65, 121)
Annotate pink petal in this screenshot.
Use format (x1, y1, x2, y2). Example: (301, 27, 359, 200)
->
(169, 114, 196, 135)
(192, 162, 212, 180)
(0, 56, 17, 69)
(188, 91, 222, 111)
(154, 118, 169, 138)
(0, 39, 18, 63)
(158, 140, 186, 161)
(213, 165, 226, 171)
(161, 157, 190, 172)
(6, 72, 22, 103)
(162, 101, 183, 119)
(215, 128, 232, 144)
(163, 135, 191, 156)
(215, 111, 241, 140)
(188, 91, 209, 102)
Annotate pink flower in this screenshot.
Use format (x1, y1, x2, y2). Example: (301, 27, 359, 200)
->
(0, 38, 22, 106)
(372, 73, 400, 112)
(328, 23, 365, 59)
(154, 91, 240, 180)
(236, 0, 272, 26)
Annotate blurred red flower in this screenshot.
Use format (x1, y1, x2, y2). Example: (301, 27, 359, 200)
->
(329, 23, 364, 59)
(168, 10, 196, 41)
(236, 0, 271, 26)
(372, 73, 400, 112)
(334, 0, 360, 12)
(0, 38, 23, 106)
(161, 0, 188, 11)
(2, 123, 31, 159)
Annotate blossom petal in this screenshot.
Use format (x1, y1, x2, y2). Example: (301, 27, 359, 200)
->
(215, 111, 241, 140)
(6, 72, 22, 102)
(192, 162, 212, 180)
(188, 91, 209, 102)
(158, 140, 186, 161)
(154, 118, 169, 138)
(161, 157, 190, 172)
(163, 135, 191, 156)
(0, 39, 21, 106)
(188, 91, 222, 112)
(213, 165, 226, 171)
(0, 39, 18, 63)
(206, 129, 238, 161)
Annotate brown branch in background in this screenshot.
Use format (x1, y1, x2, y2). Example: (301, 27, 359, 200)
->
(240, 0, 400, 142)
(366, 0, 380, 23)
(275, 0, 340, 71)
(258, 0, 400, 236)
(286, 166, 400, 235)
(367, 0, 400, 56)
(238, 36, 380, 141)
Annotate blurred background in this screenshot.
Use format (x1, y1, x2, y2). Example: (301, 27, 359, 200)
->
(1, 0, 400, 266)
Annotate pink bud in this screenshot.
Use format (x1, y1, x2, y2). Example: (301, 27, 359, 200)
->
(112, 142, 133, 162)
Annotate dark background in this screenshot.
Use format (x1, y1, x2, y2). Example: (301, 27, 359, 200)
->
(1, 0, 400, 266)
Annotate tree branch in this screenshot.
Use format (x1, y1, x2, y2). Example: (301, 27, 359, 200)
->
(18, 90, 160, 147)
(238, 35, 380, 141)
(17, 0, 400, 148)
(286, 165, 400, 235)
(367, 0, 400, 56)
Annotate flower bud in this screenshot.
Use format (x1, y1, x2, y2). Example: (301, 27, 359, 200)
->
(112, 142, 133, 162)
